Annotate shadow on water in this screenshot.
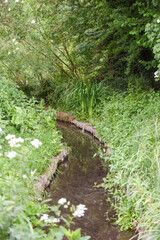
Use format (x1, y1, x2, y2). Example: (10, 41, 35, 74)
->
(48, 122, 137, 240)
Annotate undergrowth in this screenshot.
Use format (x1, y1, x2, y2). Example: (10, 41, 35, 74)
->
(56, 83, 160, 239)
(57, 78, 107, 120)
(94, 89, 160, 239)
(0, 78, 89, 240)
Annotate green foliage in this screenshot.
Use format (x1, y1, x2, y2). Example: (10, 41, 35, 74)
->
(1, 0, 160, 237)
(95, 89, 160, 238)
(1, 0, 160, 103)
(62, 227, 90, 240)
(0, 78, 63, 239)
(0, 78, 56, 130)
(58, 77, 105, 118)
(0, 0, 78, 102)
(145, 14, 160, 81)
(0, 78, 90, 239)
(51, 0, 158, 87)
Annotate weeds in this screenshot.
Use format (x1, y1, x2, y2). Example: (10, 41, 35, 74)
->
(58, 76, 105, 118)
(0, 78, 89, 240)
(95, 90, 160, 238)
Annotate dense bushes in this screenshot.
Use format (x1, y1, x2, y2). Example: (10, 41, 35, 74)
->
(1, 0, 160, 103)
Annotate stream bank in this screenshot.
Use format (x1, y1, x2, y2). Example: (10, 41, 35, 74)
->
(47, 121, 136, 240)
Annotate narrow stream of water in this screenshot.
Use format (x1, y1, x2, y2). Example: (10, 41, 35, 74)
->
(48, 122, 135, 240)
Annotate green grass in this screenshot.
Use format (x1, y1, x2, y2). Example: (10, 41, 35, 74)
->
(3, 76, 160, 239)
(94, 89, 160, 239)
(57, 78, 106, 119)
(0, 78, 91, 240)
(0, 78, 62, 239)
(56, 85, 160, 239)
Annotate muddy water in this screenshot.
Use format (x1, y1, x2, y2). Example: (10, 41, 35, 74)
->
(48, 122, 135, 240)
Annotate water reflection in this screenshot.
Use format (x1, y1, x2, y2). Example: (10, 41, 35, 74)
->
(48, 122, 136, 240)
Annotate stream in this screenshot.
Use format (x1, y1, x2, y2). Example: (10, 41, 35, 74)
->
(47, 122, 136, 240)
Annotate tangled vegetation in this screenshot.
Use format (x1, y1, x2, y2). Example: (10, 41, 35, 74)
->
(1, 0, 160, 239)
(0, 78, 90, 240)
(95, 89, 160, 239)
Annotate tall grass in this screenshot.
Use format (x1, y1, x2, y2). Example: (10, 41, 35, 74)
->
(58, 78, 105, 118)
(95, 89, 160, 238)
(0, 78, 62, 239)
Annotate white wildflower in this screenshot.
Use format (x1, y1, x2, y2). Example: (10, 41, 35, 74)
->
(40, 214, 60, 223)
(154, 70, 159, 78)
(15, 0, 19, 2)
(6, 151, 17, 159)
(73, 204, 87, 218)
(16, 137, 24, 143)
(64, 201, 70, 208)
(31, 20, 36, 24)
(40, 214, 49, 222)
(0, 153, 3, 157)
(16, 47, 19, 50)
(73, 209, 84, 217)
(8, 51, 11, 55)
(31, 169, 37, 177)
(64, 204, 68, 208)
(49, 218, 60, 223)
(8, 137, 24, 147)
(31, 139, 42, 148)
(12, 39, 18, 45)
(0, 128, 4, 134)
(9, 139, 21, 148)
(23, 174, 27, 179)
(58, 198, 67, 205)
(8, 8, 11, 11)
(5, 0, 8, 3)
(0, 146, 2, 150)
(38, 197, 42, 202)
(77, 204, 87, 210)
(5, 134, 15, 140)
(157, 19, 160, 23)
